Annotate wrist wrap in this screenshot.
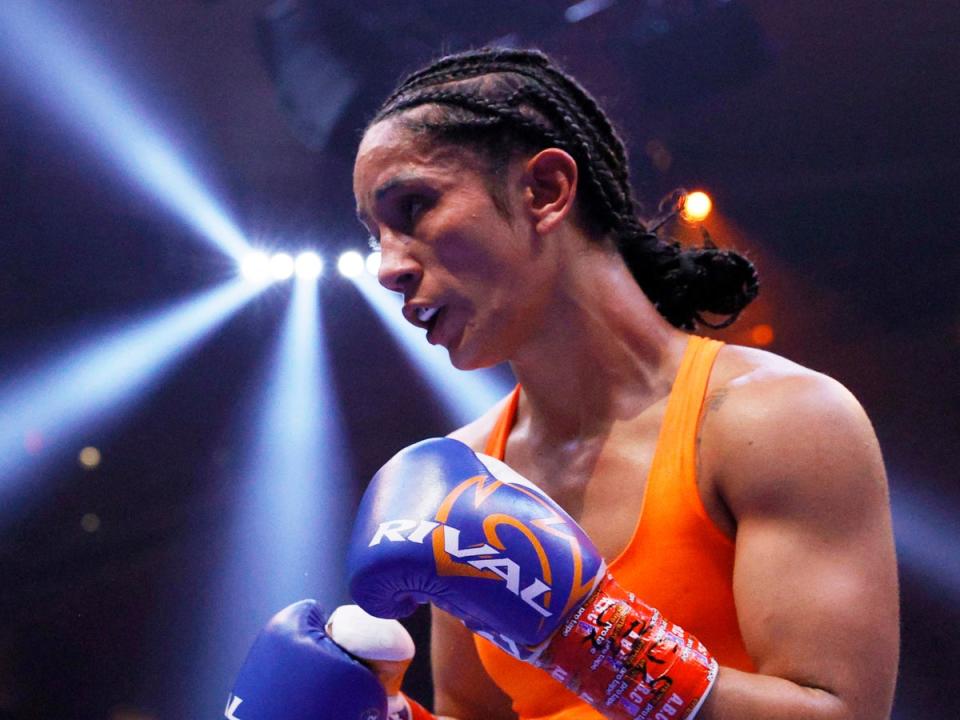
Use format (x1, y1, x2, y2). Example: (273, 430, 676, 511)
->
(536, 574, 717, 720)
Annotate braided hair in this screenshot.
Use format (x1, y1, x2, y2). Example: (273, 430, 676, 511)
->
(368, 48, 759, 330)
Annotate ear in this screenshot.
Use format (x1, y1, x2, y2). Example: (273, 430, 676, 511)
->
(521, 148, 578, 235)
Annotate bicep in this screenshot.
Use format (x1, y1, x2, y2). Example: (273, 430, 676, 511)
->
(431, 606, 517, 720)
(718, 376, 899, 717)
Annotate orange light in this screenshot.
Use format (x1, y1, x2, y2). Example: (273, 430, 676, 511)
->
(750, 324, 775, 346)
(680, 191, 713, 222)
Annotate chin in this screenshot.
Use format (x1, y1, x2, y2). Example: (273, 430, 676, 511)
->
(446, 349, 483, 372)
(445, 339, 503, 372)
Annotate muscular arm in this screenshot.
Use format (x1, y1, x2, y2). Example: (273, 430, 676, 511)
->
(698, 370, 899, 719)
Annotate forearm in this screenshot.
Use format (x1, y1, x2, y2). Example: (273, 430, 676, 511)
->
(699, 666, 863, 720)
(431, 670, 852, 720)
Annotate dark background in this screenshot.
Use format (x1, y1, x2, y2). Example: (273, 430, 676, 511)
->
(1, 1, 958, 718)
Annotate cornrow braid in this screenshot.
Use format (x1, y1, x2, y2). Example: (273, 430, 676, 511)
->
(367, 47, 759, 331)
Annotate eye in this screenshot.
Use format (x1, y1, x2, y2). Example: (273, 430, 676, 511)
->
(399, 195, 427, 227)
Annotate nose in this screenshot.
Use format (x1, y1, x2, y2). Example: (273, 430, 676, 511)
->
(377, 239, 422, 294)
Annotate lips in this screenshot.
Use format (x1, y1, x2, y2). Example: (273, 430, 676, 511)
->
(405, 302, 456, 346)
(404, 302, 443, 333)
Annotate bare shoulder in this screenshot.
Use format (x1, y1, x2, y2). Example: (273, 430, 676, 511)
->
(702, 343, 886, 518)
(708, 343, 868, 421)
(446, 390, 516, 452)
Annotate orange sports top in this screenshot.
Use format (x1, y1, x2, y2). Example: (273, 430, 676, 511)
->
(475, 335, 755, 720)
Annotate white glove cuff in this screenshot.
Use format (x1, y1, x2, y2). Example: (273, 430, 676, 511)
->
(387, 693, 410, 719)
(326, 604, 415, 661)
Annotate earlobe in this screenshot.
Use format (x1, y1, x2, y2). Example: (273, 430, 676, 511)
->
(523, 149, 578, 235)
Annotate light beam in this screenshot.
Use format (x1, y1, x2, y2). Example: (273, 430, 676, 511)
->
(234, 274, 351, 604)
(0, 280, 262, 500)
(199, 274, 353, 714)
(0, 2, 251, 260)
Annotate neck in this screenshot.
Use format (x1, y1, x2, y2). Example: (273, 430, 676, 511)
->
(508, 240, 690, 444)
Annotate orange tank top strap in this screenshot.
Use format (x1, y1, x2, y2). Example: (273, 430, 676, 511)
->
(473, 335, 754, 720)
(483, 385, 520, 458)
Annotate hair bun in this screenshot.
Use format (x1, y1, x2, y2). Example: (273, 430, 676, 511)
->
(678, 248, 760, 329)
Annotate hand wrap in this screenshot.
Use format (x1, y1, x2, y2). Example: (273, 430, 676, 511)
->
(531, 573, 717, 719)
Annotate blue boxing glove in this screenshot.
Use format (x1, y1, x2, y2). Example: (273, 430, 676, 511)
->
(348, 439, 718, 720)
(347, 438, 605, 654)
(226, 600, 388, 720)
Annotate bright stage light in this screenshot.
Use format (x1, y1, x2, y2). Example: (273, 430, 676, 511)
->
(337, 251, 365, 278)
(349, 273, 514, 426)
(295, 251, 323, 280)
(240, 252, 271, 283)
(0, 279, 263, 501)
(270, 253, 295, 281)
(0, 4, 251, 261)
(680, 191, 713, 222)
(365, 251, 382, 276)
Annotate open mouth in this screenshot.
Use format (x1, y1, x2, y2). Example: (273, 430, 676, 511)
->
(416, 305, 444, 336)
(416, 306, 440, 325)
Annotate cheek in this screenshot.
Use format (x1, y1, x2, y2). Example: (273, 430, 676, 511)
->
(431, 201, 524, 276)
(434, 236, 490, 276)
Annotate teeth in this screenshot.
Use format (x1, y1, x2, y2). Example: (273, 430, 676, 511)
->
(416, 306, 439, 323)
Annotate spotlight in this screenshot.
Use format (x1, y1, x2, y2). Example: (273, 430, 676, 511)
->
(270, 253, 295, 281)
(337, 251, 365, 278)
(680, 191, 713, 222)
(295, 251, 323, 280)
(365, 251, 382, 276)
(240, 251, 272, 283)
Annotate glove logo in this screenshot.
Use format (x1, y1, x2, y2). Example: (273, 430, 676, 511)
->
(367, 472, 602, 619)
(224, 694, 243, 720)
(436, 472, 600, 619)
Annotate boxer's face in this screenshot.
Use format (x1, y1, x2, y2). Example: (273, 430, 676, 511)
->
(354, 116, 557, 370)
